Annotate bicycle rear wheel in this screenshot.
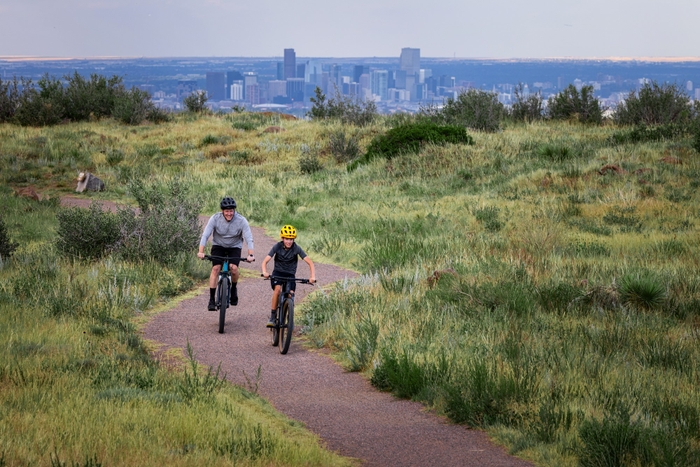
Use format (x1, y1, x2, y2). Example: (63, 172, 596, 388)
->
(279, 298, 294, 354)
(218, 279, 229, 334)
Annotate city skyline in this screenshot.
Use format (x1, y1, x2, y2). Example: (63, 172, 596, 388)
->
(1, 0, 699, 59)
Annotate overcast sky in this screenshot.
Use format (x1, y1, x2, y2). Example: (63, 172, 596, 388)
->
(1, 0, 698, 59)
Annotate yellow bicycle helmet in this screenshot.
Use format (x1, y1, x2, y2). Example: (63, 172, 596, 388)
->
(280, 225, 297, 239)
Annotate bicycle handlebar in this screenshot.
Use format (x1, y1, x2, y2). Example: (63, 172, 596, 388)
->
(203, 255, 255, 262)
(261, 274, 315, 285)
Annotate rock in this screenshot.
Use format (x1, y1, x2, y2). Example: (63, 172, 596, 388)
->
(76, 172, 105, 192)
(262, 126, 285, 133)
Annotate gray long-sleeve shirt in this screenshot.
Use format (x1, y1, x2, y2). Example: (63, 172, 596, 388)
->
(199, 212, 255, 250)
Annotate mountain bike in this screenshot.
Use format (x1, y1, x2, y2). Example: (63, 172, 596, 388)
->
(263, 276, 313, 354)
(204, 255, 252, 334)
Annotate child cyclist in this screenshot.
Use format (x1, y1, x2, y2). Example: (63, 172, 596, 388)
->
(261, 225, 316, 327)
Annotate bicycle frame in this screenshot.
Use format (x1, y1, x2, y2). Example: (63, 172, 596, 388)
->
(204, 255, 251, 334)
(264, 275, 313, 354)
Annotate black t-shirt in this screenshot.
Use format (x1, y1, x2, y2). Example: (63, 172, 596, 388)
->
(268, 241, 307, 276)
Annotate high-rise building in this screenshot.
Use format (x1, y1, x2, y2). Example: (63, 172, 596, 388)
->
(284, 48, 296, 80)
(371, 70, 389, 101)
(297, 63, 306, 80)
(268, 80, 287, 99)
(399, 48, 420, 76)
(243, 73, 257, 99)
(230, 82, 243, 101)
(206, 72, 225, 101)
(226, 71, 243, 100)
(246, 83, 260, 105)
(305, 60, 322, 84)
(276, 62, 284, 80)
(286, 78, 305, 102)
(353, 65, 368, 84)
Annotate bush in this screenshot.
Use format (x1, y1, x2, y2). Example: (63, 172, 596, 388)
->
(62, 72, 124, 121)
(328, 130, 360, 163)
(609, 123, 688, 145)
(183, 90, 208, 113)
(614, 81, 692, 126)
(421, 89, 505, 132)
(361, 121, 474, 164)
(0, 215, 18, 260)
(547, 84, 602, 124)
(510, 83, 544, 122)
(619, 272, 666, 310)
(0, 76, 21, 123)
(307, 87, 377, 127)
(14, 74, 66, 126)
(115, 179, 202, 264)
(112, 88, 153, 125)
(56, 202, 121, 259)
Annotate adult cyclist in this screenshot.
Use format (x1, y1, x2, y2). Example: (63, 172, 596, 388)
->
(197, 196, 255, 311)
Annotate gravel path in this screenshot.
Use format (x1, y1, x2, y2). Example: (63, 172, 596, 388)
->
(61, 196, 533, 467)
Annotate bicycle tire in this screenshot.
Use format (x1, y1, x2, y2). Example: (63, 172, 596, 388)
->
(279, 297, 294, 354)
(271, 299, 280, 346)
(219, 278, 229, 334)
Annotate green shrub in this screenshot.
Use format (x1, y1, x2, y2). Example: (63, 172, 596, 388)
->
(115, 179, 202, 264)
(183, 90, 208, 113)
(421, 89, 505, 132)
(0, 215, 18, 260)
(0, 76, 21, 123)
(307, 87, 377, 127)
(14, 74, 66, 126)
(328, 130, 360, 163)
(547, 84, 602, 124)
(360, 121, 473, 165)
(537, 143, 573, 162)
(474, 206, 503, 232)
(614, 81, 692, 126)
(609, 123, 688, 145)
(62, 72, 124, 121)
(112, 88, 153, 125)
(619, 272, 666, 310)
(510, 84, 544, 122)
(56, 202, 121, 259)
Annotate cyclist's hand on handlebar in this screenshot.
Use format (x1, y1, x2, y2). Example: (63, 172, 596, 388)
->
(262, 272, 270, 279)
(309, 277, 316, 285)
(197, 252, 205, 259)
(247, 254, 255, 262)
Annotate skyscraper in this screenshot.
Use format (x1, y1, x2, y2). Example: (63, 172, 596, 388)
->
(399, 48, 420, 76)
(371, 70, 389, 101)
(206, 72, 225, 101)
(284, 48, 296, 80)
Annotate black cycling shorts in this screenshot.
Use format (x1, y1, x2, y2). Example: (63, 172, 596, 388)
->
(270, 271, 296, 292)
(210, 246, 242, 267)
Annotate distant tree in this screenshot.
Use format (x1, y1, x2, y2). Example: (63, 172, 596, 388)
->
(421, 89, 505, 132)
(63, 72, 124, 121)
(13, 74, 66, 126)
(614, 81, 692, 126)
(307, 86, 377, 127)
(0, 76, 21, 123)
(547, 84, 602, 124)
(510, 83, 544, 123)
(183, 90, 208, 113)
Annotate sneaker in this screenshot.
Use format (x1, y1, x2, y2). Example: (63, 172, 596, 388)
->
(266, 311, 277, 328)
(208, 299, 216, 311)
(230, 285, 238, 306)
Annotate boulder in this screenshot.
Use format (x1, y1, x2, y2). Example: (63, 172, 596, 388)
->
(76, 172, 105, 193)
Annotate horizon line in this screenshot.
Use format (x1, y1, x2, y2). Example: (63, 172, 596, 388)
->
(2, 55, 700, 63)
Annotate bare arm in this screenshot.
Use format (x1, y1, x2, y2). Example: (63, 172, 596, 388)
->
(304, 256, 316, 283)
(261, 255, 273, 278)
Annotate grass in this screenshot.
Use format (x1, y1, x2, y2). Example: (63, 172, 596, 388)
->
(1, 113, 699, 466)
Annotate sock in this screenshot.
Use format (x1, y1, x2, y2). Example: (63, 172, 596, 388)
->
(210, 288, 216, 300)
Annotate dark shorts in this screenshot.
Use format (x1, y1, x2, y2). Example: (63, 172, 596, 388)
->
(210, 246, 242, 267)
(270, 272, 296, 293)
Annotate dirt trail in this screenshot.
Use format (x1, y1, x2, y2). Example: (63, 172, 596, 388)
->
(61, 196, 533, 467)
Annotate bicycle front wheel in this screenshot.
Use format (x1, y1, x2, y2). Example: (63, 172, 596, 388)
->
(279, 298, 294, 354)
(218, 279, 229, 334)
